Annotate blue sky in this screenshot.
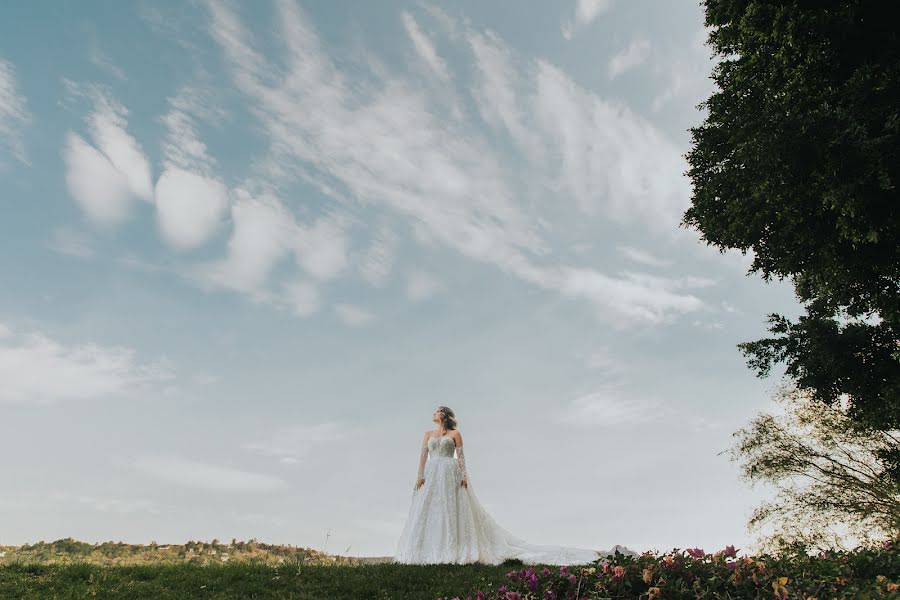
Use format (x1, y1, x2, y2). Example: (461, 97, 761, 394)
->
(0, 0, 799, 557)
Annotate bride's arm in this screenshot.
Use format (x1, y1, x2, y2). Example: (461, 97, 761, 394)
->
(416, 432, 429, 482)
(455, 432, 468, 484)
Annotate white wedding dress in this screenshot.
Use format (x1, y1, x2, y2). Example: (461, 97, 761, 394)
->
(393, 434, 637, 565)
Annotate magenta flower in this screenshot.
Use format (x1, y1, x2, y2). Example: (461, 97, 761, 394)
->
(526, 575, 539, 591)
(568, 574, 576, 585)
(541, 567, 551, 575)
(884, 540, 894, 551)
(726, 561, 737, 572)
(686, 547, 705, 559)
(498, 585, 508, 593)
(476, 593, 485, 600)
(544, 591, 557, 600)
(559, 566, 569, 575)
(723, 545, 737, 558)
(505, 593, 521, 600)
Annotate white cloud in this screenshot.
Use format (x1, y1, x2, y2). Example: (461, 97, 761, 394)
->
(617, 245, 673, 268)
(89, 45, 127, 82)
(0, 324, 174, 404)
(562, 0, 612, 40)
(243, 422, 349, 462)
(556, 268, 708, 326)
(63, 131, 134, 226)
(131, 455, 286, 492)
(84, 97, 153, 201)
(154, 86, 229, 250)
(0, 57, 30, 166)
(356, 222, 398, 287)
(279, 278, 320, 317)
(402, 12, 450, 81)
(651, 28, 717, 113)
(293, 215, 349, 281)
(692, 320, 724, 331)
(62, 83, 153, 226)
(580, 347, 625, 379)
(468, 31, 546, 165)
(193, 190, 296, 296)
(405, 269, 442, 301)
(530, 60, 689, 225)
(334, 303, 374, 326)
(154, 167, 228, 249)
(608, 38, 651, 79)
(556, 389, 661, 428)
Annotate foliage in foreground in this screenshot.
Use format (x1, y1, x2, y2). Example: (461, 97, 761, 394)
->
(441, 542, 900, 600)
(2, 541, 898, 599)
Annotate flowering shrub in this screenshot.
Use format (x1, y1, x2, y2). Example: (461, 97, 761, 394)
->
(437, 539, 900, 599)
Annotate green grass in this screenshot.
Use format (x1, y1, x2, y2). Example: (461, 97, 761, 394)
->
(0, 560, 525, 599)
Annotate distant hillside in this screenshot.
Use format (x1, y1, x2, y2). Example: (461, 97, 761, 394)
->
(0, 538, 391, 566)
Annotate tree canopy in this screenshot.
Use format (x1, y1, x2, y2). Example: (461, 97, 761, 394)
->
(684, 0, 900, 433)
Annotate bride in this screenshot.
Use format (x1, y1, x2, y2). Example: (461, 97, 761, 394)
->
(393, 406, 637, 565)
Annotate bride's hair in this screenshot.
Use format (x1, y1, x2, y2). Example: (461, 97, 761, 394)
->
(436, 406, 457, 430)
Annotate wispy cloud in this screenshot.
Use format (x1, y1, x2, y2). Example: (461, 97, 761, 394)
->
(608, 38, 651, 79)
(0, 57, 30, 166)
(89, 45, 127, 82)
(131, 455, 286, 492)
(617, 245, 673, 268)
(556, 388, 662, 428)
(402, 12, 450, 81)
(203, 0, 705, 326)
(356, 221, 399, 287)
(243, 422, 349, 463)
(562, 0, 612, 40)
(0, 323, 174, 404)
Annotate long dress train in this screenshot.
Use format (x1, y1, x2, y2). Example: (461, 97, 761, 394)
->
(393, 434, 637, 565)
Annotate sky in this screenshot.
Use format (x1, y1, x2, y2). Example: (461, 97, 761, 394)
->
(0, 0, 801, 557)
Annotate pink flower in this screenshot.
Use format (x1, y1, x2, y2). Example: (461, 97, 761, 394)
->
(686, 547, 705, 559)
(723, 545, 737, 558)
(613, 566, 626, 580)
(568, 574, 576, 585)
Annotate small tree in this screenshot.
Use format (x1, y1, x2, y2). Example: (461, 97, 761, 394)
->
(728, 382, 900, 553)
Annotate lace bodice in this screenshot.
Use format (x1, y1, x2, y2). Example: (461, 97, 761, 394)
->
(427, 435, 457, 457)
(416, 434, 468, 482)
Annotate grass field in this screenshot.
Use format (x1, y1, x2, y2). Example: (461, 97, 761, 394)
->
(0, 560, 525, 599)
(3, 538, 897, 599)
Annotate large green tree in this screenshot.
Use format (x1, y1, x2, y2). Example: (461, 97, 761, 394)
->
(684, 1, 900, 439)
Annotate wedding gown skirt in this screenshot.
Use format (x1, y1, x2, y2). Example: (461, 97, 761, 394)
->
(393, 436, 636, 565)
